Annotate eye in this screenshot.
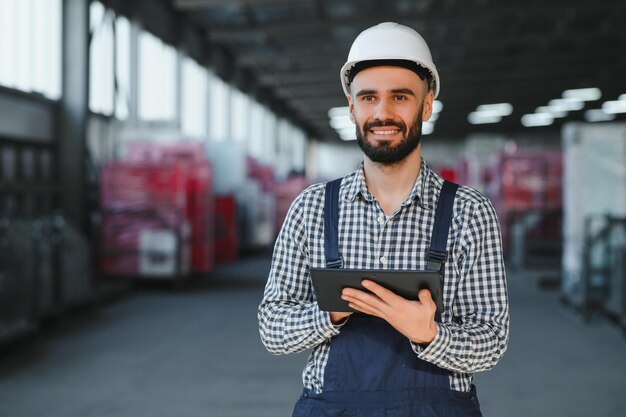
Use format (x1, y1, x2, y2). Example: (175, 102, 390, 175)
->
(360, 95, 376, 102)
(393, 95, 408, 101)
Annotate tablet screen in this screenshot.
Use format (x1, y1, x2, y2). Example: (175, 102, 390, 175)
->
(310, 268, 443, 313)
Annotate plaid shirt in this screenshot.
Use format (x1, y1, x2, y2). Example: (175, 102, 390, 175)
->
(258, 160, 509, 394)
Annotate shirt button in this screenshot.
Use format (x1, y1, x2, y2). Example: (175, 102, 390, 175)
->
(380, 256, 387, 264)
(377, 216, 384, 224)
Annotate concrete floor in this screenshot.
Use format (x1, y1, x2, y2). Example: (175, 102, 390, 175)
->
(0, 253, 625, 417)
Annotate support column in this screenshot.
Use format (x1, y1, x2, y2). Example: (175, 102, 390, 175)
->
(59, 0, 89, 229)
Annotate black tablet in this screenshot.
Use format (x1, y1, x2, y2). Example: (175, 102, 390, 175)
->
(310, 268, 443, 314)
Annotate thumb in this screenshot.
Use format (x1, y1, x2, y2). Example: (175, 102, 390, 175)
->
(418, 289, 433, 304)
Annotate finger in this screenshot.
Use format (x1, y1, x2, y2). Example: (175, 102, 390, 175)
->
(418, 289, 435, 305)
(342, 291, 385, 316)
(418, 288, 432, 300)
(347, 299, 383, 318)
(342, 287, 386, 308)
(361, 280, 402, 305)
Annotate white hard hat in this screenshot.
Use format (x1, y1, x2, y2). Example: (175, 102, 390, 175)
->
(340, 22, 440, 98)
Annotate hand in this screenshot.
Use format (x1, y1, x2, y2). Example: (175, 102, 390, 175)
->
(329, 311, 352, 325)
(341, 280, 438, 345)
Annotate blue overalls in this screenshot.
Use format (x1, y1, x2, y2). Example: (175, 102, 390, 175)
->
(292, 179, 482, 417)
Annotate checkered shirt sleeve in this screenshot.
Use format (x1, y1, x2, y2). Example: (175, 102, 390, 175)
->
(258, 184, 342, 355)
(412, 198, 509, 379)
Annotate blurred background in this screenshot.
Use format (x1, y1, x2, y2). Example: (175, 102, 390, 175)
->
(0, 0, 625, 416)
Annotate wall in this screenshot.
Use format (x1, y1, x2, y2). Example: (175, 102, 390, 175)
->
(0, 91, 55, 141)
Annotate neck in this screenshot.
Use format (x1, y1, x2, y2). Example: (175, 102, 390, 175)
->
(363, 147, 422, 216)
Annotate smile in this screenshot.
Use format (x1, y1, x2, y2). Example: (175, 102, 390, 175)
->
(370, 129, 400, 135)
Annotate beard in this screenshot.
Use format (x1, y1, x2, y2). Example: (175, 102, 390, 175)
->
(355, 111, 423, 166)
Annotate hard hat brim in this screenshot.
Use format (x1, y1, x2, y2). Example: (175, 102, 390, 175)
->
(340, 57, 440, 99)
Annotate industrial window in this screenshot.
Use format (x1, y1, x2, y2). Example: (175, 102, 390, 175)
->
(291, 126, 307, 172)
(181, 55, 208, 138)
(278, 120, 289, 152)
(89, 1, 114, 115)
(208, 71, 230, 142)
(138, 30, 177, 121)
(262, 108, 277, 163)
(248, 99, 265, 157)
(0, 0, 62, 99)
(276, 119, 307, 175)
(114, 16, 131, 120)
(89, 2, 131, 119)
(274, 119, 291, 179)
(230, 88, 249, 143)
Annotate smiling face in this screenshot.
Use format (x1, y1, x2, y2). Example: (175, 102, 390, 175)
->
(348, 65, 433, 166)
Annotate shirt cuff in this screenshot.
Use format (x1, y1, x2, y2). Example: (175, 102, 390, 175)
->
(411, 322, 452, 361)
(313, 306, 344, 338)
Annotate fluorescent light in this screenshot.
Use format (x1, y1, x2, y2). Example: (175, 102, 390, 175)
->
(535, 106, 567, 118)
(521, 113, 554, 127)
(619, 94, 626, 101)
(432, 100, 443, 113)
(328, 106, 350, 119)
(562, 87, 602, 101)
(468, 112, 502, 125)
(475, 103, 513, 116)
(467, 103, 512, 124)
(329, 106, 354, 140)
(339, 130, 356, 141)
(602, 100, 626, 114)
(547, 98, 585, 112)
(422, 121, 434, 135)
(330, 116, 354, 130)
(584, 109, 616, 122)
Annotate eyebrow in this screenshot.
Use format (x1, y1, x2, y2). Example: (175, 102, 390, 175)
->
(390, 88, 416, 96)
(355, 88, 416, 97)
(355, 89, 377, 97)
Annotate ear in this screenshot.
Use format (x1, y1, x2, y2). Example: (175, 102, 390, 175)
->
(347, 95, 356, 123)
(421, 91, 434, 121)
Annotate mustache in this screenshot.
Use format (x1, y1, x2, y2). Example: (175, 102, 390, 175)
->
(363, 119, 406, 133)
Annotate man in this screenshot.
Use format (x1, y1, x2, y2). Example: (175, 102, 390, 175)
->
(258, 22, 509, 416)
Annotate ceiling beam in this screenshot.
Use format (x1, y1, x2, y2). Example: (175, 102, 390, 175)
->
(225, 25, 624, 75)
(174, 0, 310, 9)
(236, 45, 345, 66)
(209, 20, 330, 42)
(289, 99, 343, 108)
(259, 72, 337, 86)
(276, 88, 343, 99)
(206, 1, 623, 38)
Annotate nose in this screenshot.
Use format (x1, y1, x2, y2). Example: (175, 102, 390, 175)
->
(373, 99, 393, 120)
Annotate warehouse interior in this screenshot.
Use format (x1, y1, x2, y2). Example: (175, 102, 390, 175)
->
(1, 0, 625, 416)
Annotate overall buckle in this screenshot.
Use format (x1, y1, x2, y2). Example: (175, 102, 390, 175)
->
(426, 249, 447, 272)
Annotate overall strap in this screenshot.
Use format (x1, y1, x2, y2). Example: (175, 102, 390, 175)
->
(324, 178, 459, 272)
(324, 178, 344, 269)
(426, 180, 460, 273)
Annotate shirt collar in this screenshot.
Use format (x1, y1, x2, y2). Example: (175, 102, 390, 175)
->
(345, 162, 373, 202)
(404, 159, 438, 210)
(344, 159, 439, 210)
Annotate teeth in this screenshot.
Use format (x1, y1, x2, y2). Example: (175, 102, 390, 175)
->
(372, 130, 399, 135)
